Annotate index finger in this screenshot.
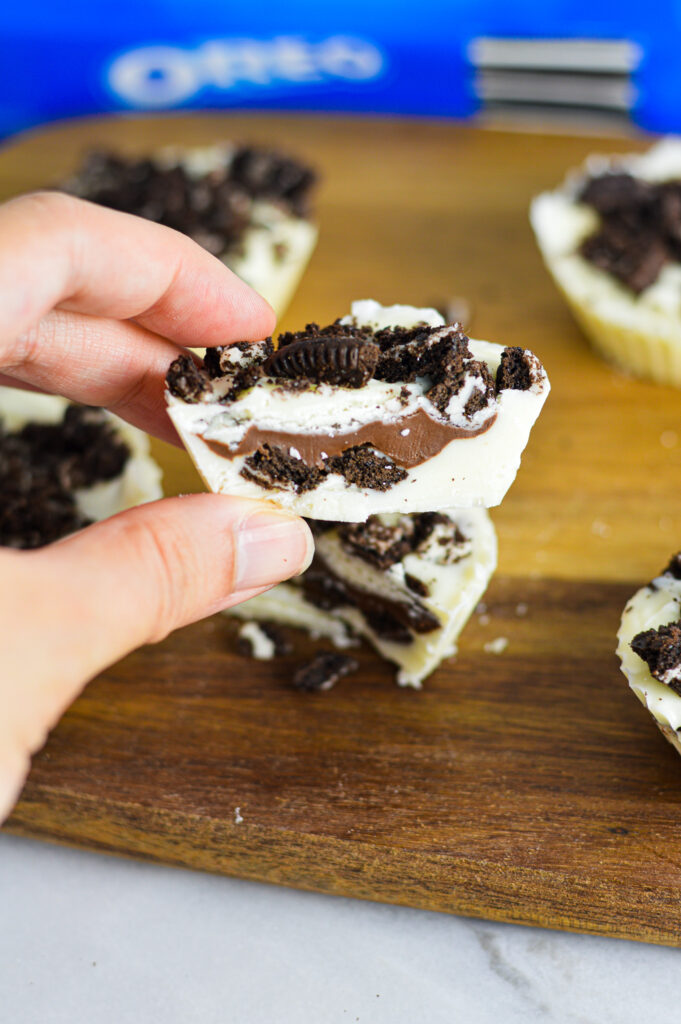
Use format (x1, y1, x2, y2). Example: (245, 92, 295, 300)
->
(0, 190, 275, 357)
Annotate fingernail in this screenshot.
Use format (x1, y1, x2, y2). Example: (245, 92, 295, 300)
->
(234, 510, 314, 590)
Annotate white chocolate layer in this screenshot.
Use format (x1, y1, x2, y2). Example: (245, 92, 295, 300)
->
(617, 571, 681, 744)
(0, 388, 163, 523)
(230, 507, 497, 687)
(168, 301, 550, 521)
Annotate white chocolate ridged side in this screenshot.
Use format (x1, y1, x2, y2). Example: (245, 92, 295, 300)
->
(617, 572, 681, 753)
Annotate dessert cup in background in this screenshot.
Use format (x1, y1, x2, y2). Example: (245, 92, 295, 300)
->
(617, 553, 681, 757)
(62, 143, 318, 319)
(530, 138, 681, 386)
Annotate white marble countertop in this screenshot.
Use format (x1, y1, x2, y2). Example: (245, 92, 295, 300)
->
(0, 834, 677, 1023)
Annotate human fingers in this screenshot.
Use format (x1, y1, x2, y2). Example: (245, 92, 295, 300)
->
(0, 190, 275, 397)
(2, 309, 188, 445)
(0, 494, 313, 821)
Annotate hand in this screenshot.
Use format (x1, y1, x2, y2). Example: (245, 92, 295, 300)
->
(0, 192, 314, 821)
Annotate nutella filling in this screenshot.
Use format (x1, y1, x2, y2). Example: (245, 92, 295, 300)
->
(202, 406, 496, 470)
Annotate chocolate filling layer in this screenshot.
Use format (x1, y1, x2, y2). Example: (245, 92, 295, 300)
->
(202, 406, 496, 470)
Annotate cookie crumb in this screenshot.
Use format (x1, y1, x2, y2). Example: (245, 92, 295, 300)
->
(484, 637, 508, 654)
(591, 519, 612, 538)
(515, 602, 529, 616)
(293, 652, 359, 692)
(234, 807, 243, 824)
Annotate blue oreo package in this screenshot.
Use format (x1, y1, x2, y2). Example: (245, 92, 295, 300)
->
(1, 1, 680, 138)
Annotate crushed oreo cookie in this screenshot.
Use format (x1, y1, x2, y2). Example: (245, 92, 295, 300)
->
(336, 512, 453, 570)
(324, 446, 407, 491)
(166, 355, 213, 403)
(292, 652, 359, 692)
(0, 405, 130, 549)
(241, 443, 326, 493)
(241, 441, 407, 494)
(404, 573, 430, 598)
(495, 347, 537, 392)
(631, 622, 681, 694)
(579, 171, 681, 293)
(663, 552, 681, 580)
(167, 314, 534, 412)
(264, 336, 380, 388)
(63, 146, 316, 257)
(301, 552, 440, 640)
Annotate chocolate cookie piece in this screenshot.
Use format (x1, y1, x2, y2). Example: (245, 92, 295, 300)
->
(374, 326, 470, 384)
(631, 622, 681, 694)
(577, 170, 681, 293)
(337, 516, 418, 569)
(265, 336, 380, 388)
(404, 573, 430, 598)
(63, 146, 316, 254)
(292, 652, 359, 692)
(325, 445, 408, 491)
(495, 347, 538, 392)
(203, 339, 274, 379)
(0, 406, 131, 549)
(166, 355, 213, 403)
(241, 443, 326, 493)
(276, 320, 372, 349)
(580, 226, 668, 295)
(579, 173, 655, 217)
(664, 553, 681, 580)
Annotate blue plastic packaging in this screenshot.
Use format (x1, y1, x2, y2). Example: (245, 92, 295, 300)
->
(1, 1, 680, 138)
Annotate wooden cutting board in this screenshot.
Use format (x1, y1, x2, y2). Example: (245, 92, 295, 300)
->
(3, 115, 681, 946)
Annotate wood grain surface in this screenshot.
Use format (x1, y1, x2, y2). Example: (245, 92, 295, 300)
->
(2, 115, 681, 945)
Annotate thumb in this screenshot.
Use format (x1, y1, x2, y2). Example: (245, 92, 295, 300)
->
(0, 494, 313, 820)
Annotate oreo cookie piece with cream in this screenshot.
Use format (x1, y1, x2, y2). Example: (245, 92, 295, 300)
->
(229, 506, 497, 687)
(62, 143, 318, 317)
(531, 138, 681, 386)
(166, 300, 550, 522)
(617, 553, 681, 756)
(0, 387, 162, 549)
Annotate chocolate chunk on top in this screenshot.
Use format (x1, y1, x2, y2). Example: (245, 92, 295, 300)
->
(631, 622, 681, 694)
(579, 173, 655, 216)
(264, 336, 380, 388)
(664, 552, 681, 580)
(293, 652, 359, 692)
(336, 512, 455, 570)
(0, 405, 131, 550)
(166, 355, 213, 403)
(62, 145, 316, 256)
(578, 169, 681, 293)
(495, 347, 538, 392)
